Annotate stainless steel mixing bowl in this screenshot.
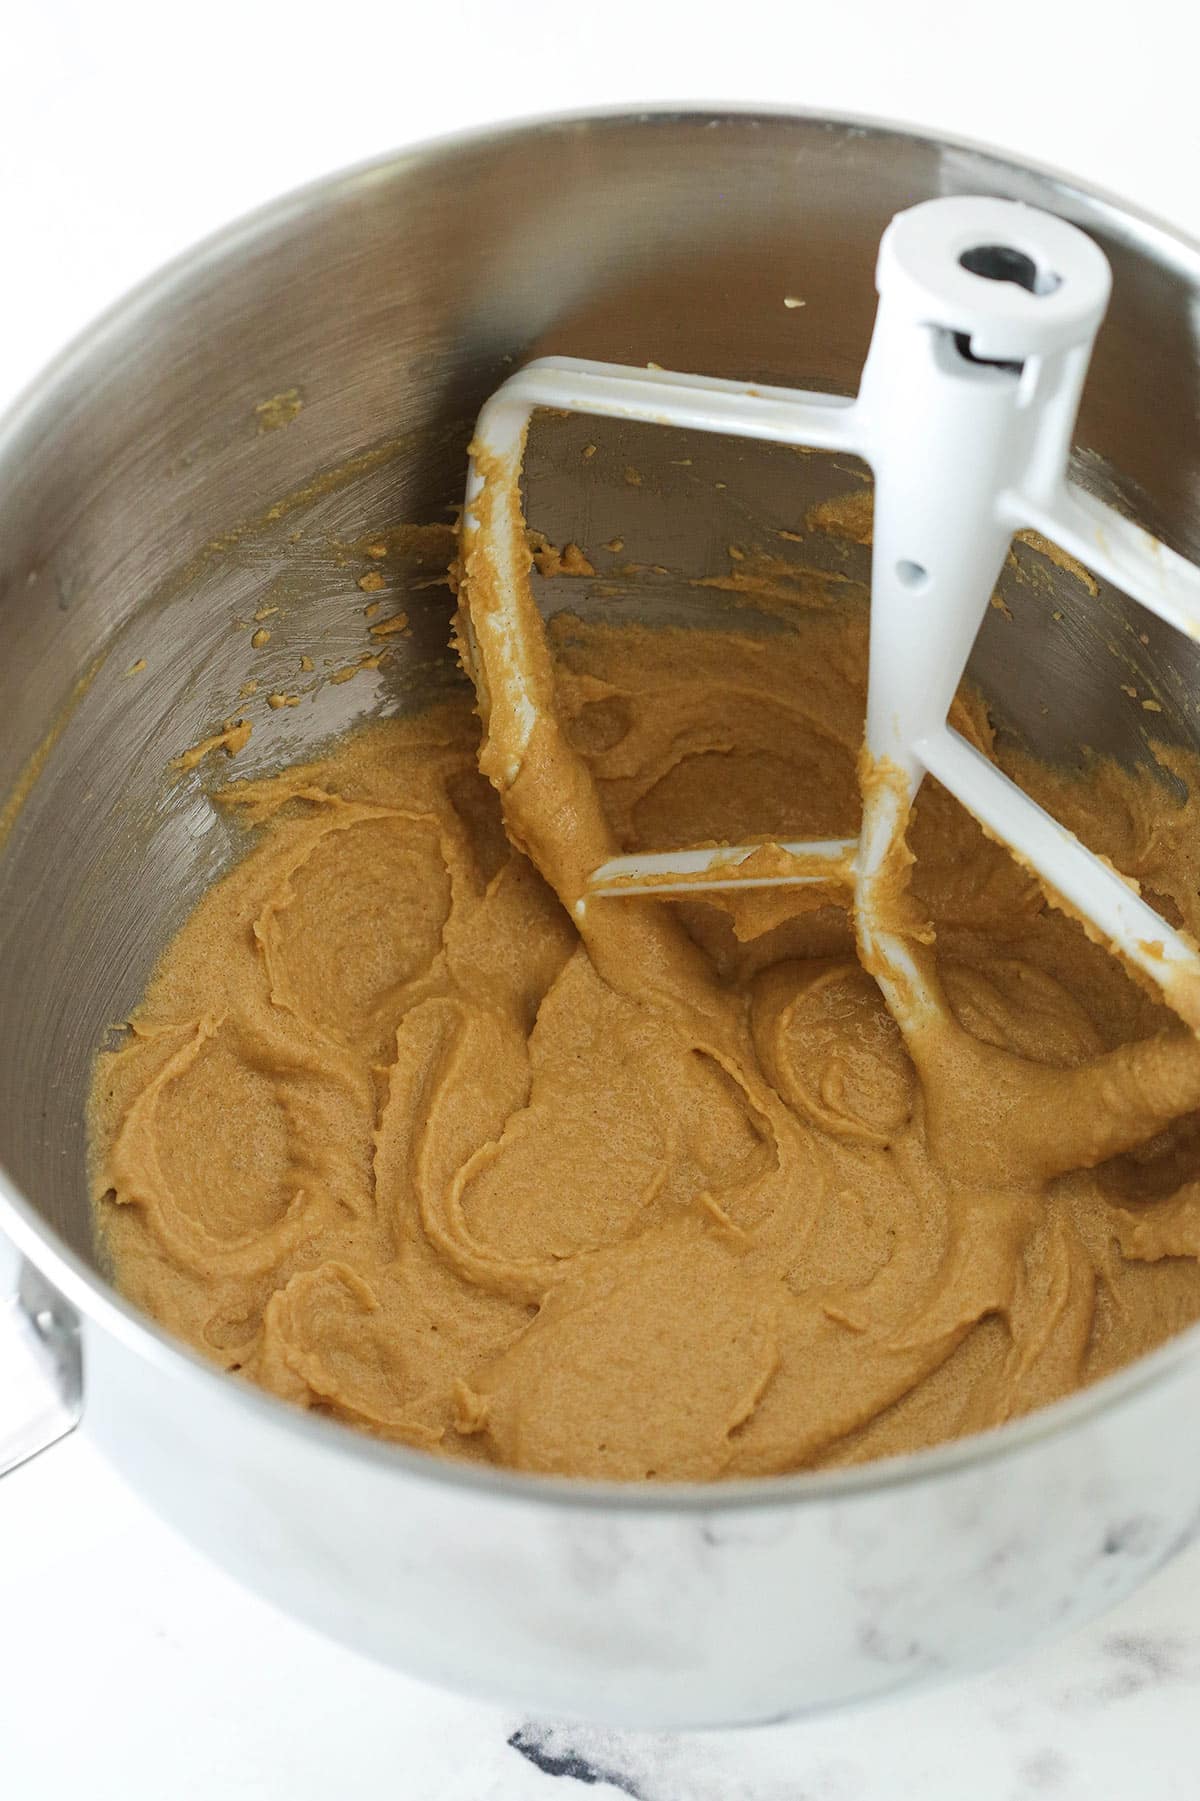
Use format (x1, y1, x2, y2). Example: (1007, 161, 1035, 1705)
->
(3, 109, 1200, 1728)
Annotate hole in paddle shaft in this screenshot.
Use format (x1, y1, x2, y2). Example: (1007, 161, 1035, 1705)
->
(953, 243, 1062, 373)
(896, 559, 929, 591)
(959, 243, 1062, 297)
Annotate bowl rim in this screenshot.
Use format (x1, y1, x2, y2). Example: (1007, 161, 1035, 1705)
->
(4, 99, 1200, 1515)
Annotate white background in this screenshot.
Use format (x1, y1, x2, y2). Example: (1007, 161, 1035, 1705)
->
(5, 3, 1200, 1796)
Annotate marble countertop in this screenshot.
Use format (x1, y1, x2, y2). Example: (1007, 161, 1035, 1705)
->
(6, 3, 1200, 1794)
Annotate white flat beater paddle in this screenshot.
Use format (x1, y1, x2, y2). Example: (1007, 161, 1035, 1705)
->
(460, 197, 1200, 1032)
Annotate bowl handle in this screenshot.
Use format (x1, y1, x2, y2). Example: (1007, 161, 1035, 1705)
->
(0, 1233, 82, 1477)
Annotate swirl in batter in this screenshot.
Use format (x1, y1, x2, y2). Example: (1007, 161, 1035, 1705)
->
(91, 584, 1200, 1478)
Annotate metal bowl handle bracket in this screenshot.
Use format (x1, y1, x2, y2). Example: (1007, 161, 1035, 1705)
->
(0, 1231, 82, 1477)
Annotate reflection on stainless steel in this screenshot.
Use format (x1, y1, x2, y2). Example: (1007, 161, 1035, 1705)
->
(3, 112, 1200, 1725)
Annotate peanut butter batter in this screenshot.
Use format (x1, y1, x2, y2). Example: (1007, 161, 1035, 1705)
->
(90, 593, 1200, 1480)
